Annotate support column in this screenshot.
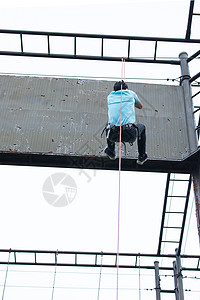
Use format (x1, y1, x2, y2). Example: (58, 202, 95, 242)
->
(179, 52, 198, 153)
(179, 51, 200, 246)
(173, 249, 185, 300)
(193, 169, 200, 246)
(154, 261, 161, 300)
(173, 261, 179, 300)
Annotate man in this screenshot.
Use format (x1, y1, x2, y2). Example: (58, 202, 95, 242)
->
(104, 80, 148, 165)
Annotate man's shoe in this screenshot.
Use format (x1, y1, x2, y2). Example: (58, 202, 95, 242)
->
(136, 153, 148, 165)
(104, 147, 116, 160)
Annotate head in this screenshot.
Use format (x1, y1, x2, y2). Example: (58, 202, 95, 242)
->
(113, 80, 128, 91)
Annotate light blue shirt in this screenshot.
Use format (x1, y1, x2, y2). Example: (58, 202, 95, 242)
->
(107, 90, 139, 126)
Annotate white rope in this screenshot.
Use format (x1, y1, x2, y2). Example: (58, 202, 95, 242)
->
(138, 254, 141, 300)
(97, 252, 103, 300)
(51, 250, 58, 300)
(2, 249, 11, 300)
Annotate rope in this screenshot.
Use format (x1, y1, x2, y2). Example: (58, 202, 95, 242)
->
(2, 248, 11, 300)
(138, 254, 141, 300)
(97, 252, 103, 300)
(116, 58, 126, 300)
(51, 250, 58, 300)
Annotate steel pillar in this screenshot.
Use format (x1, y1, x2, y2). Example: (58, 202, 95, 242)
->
(154, 261, 161, 300)
(173, 261, 179, 300)
(173, 249, 185, 300)
(193, 168, 200, 246)
(179, 52, 198, 152)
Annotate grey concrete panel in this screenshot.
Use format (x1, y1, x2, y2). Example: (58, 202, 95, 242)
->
(0, 75, 198, 161)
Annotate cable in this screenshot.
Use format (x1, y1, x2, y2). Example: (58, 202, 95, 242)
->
(116, 58, 125, 300)
(97, 252, 103, 300)
(2, 248, 11, 300)
(0, 284, 150, 291)
(138, 254, 141, 300)
(0, 71, 180, 83)
(51, 250, 58, 300)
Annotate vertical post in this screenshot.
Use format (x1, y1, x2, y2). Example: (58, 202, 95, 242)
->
(175, 248, 185, 300)
(179, 52, 198, 153)
(192, 169, 200, 246)
(180, 52, 200, 248)
(154, 261, 161, 300)
(173, 261, 179, 300)
(185, 0, 195, 40)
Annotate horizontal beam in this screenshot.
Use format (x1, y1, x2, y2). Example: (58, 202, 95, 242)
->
(1, 29, 200, 43)
(0, 261, 199, 271)
(0, 149, 199, 174)
(0, 249, 200, 271)
(0, 29, 200, 65)
(0, 51, 180, 65)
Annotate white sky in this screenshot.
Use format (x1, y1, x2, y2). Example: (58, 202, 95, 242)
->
(0, 0, 200, 299)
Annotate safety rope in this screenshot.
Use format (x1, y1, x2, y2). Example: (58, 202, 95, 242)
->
(51, 250, 58, 300)
(138, 254, 141, 300)
(97, 252, 103, 300)
(116, 58, 126, 300)
(2, 248, 11, 300)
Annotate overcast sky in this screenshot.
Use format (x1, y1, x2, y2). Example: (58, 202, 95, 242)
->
(0, 0, 199, 299)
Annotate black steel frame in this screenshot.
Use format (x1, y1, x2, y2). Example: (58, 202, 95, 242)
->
(0, 29, 199, 65)
(0, 249, 200, 271)
(157, 174, 192, 255)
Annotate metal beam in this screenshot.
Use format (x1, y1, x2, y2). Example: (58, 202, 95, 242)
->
(0, 29, 199, 42)
(187, 49, 200, 62)
(0, 51, 180, 65)
(185, 0, 195, 40)
(190, 72, 200, 83)
(0, 29, 200, 65)
(157, 173, 171, 255)
(0, 249, 200, 271)
(177, 175, 192, 255)
(0, 150, 199, 174)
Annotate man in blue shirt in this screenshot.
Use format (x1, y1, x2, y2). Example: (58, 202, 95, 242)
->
(104, 80, 147, 165)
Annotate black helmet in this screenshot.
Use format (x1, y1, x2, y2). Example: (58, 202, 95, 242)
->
(113, 80, 128, 91)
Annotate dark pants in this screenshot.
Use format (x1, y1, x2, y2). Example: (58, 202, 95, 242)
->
(106, 123, 146, 157)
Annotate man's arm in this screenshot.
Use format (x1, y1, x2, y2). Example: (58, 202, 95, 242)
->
(135, 100, 143, 109)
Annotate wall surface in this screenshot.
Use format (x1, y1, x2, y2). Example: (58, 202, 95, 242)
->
(0, 75, 198, 161)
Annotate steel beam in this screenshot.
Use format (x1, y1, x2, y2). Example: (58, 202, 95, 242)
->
(157, 173, 171, 255)
(193, 168, 200, 246)
(0, 29, 200, 65)
(0, 150, 199, 174)
(185, 0, 195, 40)
(0, 249, 200, 271)
(179, 52, 198, 152)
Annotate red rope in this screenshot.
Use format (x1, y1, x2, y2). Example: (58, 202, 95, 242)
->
(116, 58, 125, 300)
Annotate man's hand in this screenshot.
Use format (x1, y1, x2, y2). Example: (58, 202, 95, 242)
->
(135, 100, 143, 109)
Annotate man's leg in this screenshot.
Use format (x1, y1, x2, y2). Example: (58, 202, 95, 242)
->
(136, 123, 147, 165)
(136, 123, 146, 156)
(107, 138, 115, 152)
(104, 128, 116, 160)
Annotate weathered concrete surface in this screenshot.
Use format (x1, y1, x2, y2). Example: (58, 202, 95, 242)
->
(0, 75, 198, 161)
